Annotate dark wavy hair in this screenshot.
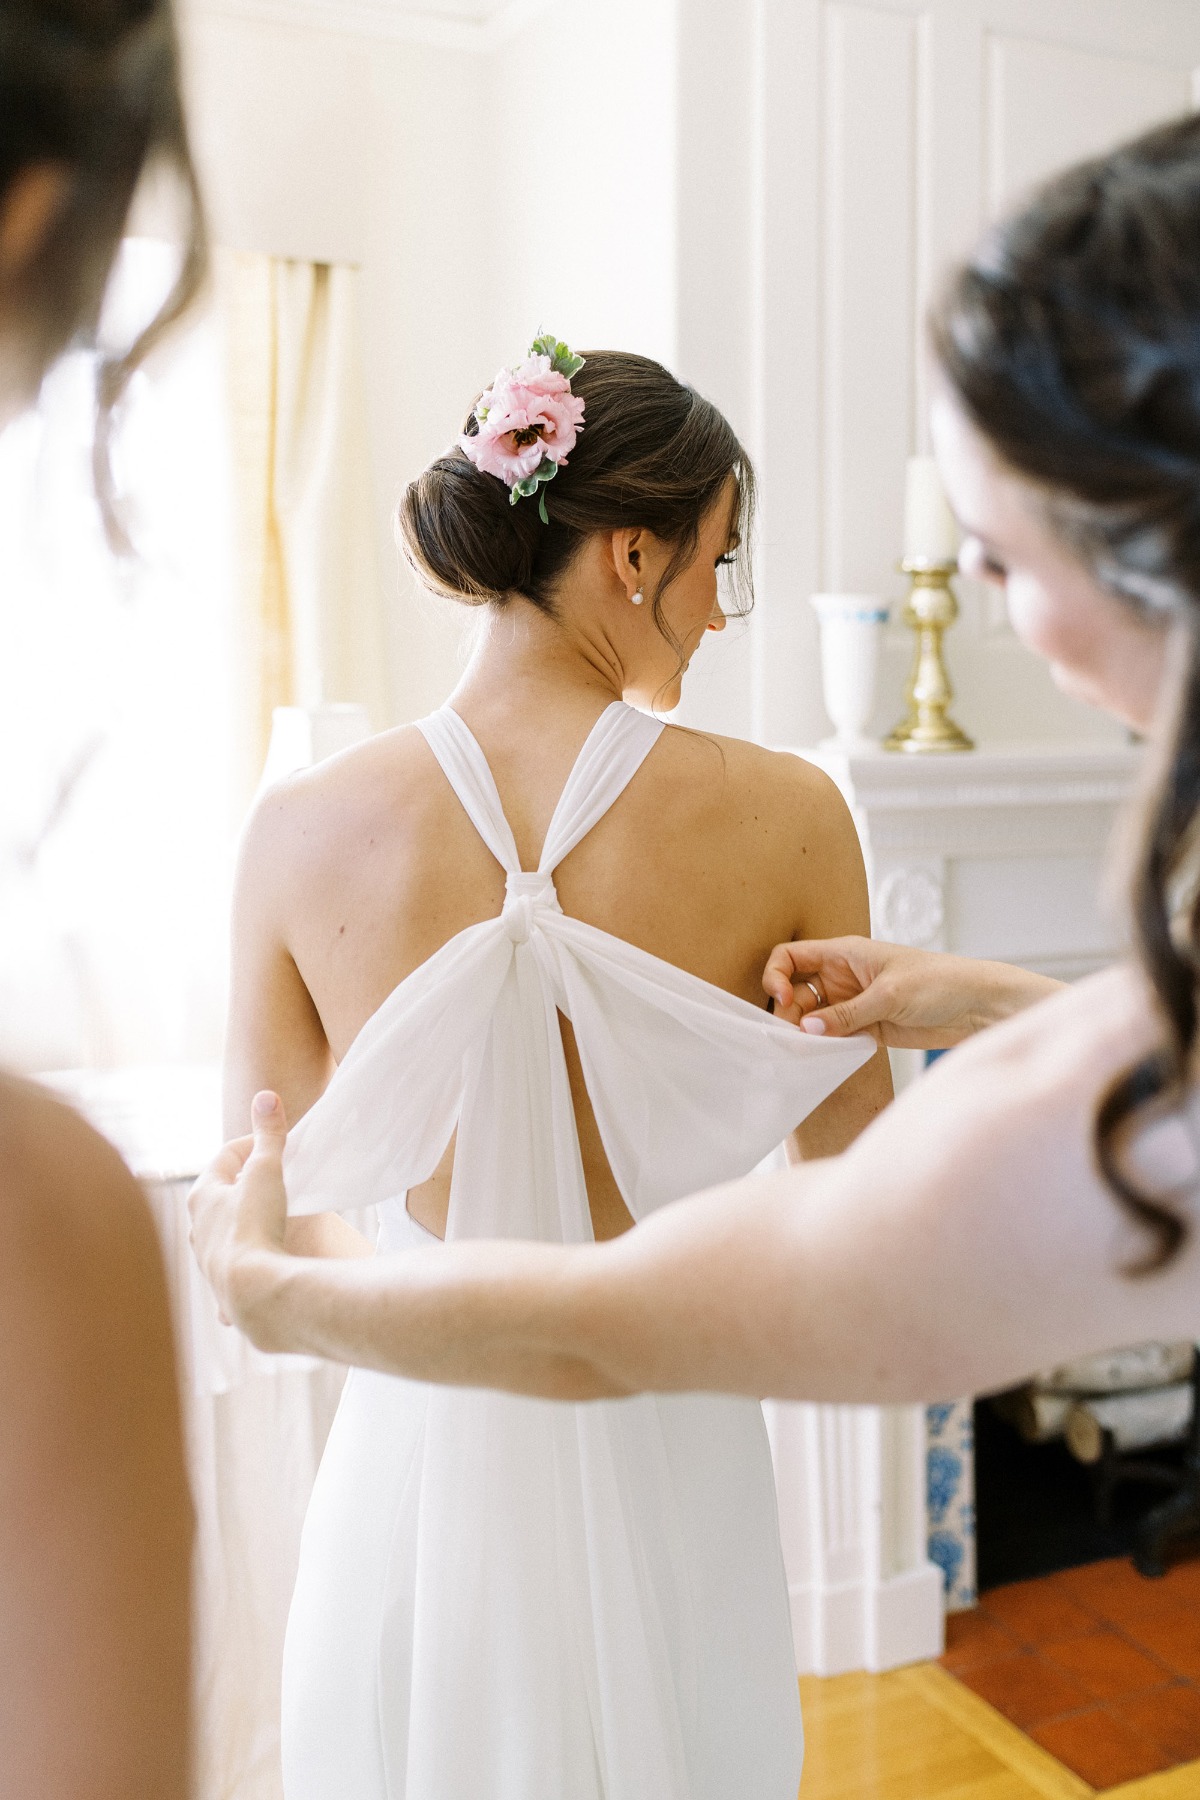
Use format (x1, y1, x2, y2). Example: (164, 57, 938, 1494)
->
(932, 112, 1200, 1271)
(399, 349, 755, 673)
(0, 0, 207, 546)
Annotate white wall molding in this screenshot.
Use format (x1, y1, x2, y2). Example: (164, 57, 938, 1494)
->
(766, 1400, 944, 1675)
(186, 0, 554, 52)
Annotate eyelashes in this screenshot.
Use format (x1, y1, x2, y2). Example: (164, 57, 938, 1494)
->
(716, 552, 738, 568)
(960, 537, 1008, 583)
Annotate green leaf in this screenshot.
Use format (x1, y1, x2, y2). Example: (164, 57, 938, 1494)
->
(529, 330, 584, 381)
(538, 489, 550, 524)
(508, 455, 560, 511)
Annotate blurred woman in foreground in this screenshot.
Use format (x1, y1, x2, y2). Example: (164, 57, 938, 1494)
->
(0, 4, 203, 1795)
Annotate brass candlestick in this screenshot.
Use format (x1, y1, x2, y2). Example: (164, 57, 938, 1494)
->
(884, 560, 974, 753)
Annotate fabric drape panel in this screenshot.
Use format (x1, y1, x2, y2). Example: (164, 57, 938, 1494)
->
(217, 250, 390, 794)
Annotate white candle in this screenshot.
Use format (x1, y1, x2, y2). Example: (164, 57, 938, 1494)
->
(903, 455, 959, 565)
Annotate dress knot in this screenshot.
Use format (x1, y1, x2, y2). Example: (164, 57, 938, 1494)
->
(501, 871, 561, 945)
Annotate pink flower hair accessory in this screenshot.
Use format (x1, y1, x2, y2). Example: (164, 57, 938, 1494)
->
(460, 333, 586, 523)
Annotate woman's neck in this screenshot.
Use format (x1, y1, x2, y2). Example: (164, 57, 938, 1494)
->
(449, 595, 627, 724)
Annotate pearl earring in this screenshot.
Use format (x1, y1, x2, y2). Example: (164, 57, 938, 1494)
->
(631, 589, 645, 606)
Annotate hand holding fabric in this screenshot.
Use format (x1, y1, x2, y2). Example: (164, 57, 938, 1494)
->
(762, 935, 1063, 1048)
(189, 1091, 289, 1340)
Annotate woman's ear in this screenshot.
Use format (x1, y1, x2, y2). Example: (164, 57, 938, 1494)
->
(608, 526, 647, 603)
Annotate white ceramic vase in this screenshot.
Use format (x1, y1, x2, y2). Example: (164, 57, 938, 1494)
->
(809, 593, 888, 749)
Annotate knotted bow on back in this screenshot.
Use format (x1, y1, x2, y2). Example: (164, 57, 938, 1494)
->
(283, 701, 872, 1233)
(279, 702, 873, 1800)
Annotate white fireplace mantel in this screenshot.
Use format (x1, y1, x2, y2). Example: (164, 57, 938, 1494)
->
(764, 738, 1143, 1675)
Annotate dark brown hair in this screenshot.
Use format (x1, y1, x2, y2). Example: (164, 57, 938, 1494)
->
(0, 0, 207, 546)
(932, 112, 1200, 1270)
(399, 349, 755, 665)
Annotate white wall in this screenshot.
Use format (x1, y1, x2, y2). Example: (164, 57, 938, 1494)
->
(483, 0, 678, 371)
(179, 0, 1200, 744)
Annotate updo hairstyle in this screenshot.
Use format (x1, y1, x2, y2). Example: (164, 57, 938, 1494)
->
(932, 113, 1200, 1269)
(399, 350, 755, 651)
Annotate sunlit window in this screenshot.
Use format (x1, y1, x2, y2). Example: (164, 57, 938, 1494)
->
(0, 240, 236, 1072)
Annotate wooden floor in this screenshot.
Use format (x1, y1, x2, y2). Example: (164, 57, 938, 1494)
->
(798, 1664, 1200, 1799)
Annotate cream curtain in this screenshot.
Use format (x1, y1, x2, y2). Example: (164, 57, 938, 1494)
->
(216, 250, 391, 793)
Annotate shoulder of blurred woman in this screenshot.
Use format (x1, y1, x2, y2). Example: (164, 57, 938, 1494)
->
(0, 1072, 168, 1298)
(0, 1076, 183, 1458)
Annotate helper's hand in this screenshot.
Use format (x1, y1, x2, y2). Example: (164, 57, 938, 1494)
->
(762, 936, 1043, 1049)
(188, 1091, 289, 1342)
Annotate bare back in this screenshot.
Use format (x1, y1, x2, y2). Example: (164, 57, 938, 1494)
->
(226, 698, 892, 1241)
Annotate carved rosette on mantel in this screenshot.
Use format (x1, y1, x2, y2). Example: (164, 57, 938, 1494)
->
(765, 738, 1143, 1670)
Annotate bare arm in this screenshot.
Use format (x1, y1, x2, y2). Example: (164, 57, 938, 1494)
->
(225, 786, 372, 1261)
(764, 935, 1063, 1049)
(778, 766, 892, 1158)
(192, 964, 1196, 1406)
(0, 1079, 191, 1800)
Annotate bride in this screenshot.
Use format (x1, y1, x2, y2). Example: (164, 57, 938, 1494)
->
(224, 339, 892, 1798)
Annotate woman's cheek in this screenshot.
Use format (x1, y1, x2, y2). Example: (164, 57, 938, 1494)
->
(1004, 573, 1088, 667)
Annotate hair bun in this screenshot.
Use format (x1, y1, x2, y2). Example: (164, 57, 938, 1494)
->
(399, 349, 754, 620)
(398, 451, 540, 605)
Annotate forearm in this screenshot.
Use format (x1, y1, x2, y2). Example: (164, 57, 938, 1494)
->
(235, 1236, 634, 1400)
(285, 1211, 375, 1259)
(229, 1159, 942, 1404)
(963, 959, 1064, 1033)
(229, 1153, 916, 1404)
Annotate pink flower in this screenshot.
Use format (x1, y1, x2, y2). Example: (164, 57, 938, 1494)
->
(460, 353, 586, 487)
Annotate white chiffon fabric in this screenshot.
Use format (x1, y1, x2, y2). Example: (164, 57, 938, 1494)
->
(279, 702, 874, 1800)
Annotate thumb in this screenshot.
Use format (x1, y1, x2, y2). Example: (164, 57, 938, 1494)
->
(801, 991, 882, 1039)
(249, 1090, 288, 1154)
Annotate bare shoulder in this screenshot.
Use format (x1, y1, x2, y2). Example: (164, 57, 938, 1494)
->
(0, 1073, 165, 1307)
(0, 1072, 146, 1229)
(234, 725, 439, 930)
(243, 724, 431, 862)
(654, 725, 853, 834)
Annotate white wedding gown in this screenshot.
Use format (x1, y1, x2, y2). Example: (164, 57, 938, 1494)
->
(278, 701, 873, 1800)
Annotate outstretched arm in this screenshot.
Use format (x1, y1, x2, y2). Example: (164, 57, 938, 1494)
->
(191, 967, 1199, 1408)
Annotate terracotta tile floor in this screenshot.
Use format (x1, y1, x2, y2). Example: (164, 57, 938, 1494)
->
(942, 1557, 1200, 1789)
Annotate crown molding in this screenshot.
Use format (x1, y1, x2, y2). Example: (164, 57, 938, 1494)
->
(184, 0, 554, 51)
